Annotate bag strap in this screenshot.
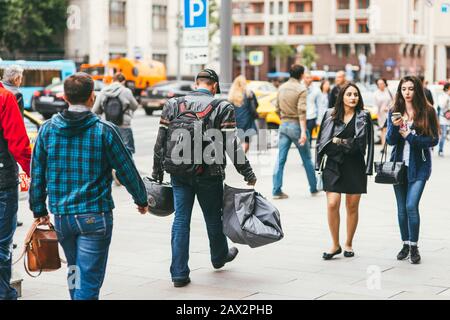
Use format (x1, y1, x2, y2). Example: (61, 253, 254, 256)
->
(318, 154, 328, 174)
(13, 221, 40, 265)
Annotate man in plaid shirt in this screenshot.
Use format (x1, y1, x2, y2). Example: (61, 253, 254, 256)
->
(29, 73, 148, 300)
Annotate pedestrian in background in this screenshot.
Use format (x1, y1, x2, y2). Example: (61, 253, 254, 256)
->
(272, 64, 318, 199)
(419, 75, 434, 106)
(328, 71, 348, 109)
(387, 76, 440, 264)
(437, 82, 450, 157)
(304, 73, 321, 145)
(30, 73, 148, 300)
(93, 72, 139, 155)
(316, 83, 374, 260)
(1, 65, 25, 116)
(1, 65, 26, 228)
(317, 80, 330, 125)
(374, 78, 394, 149)
(152, 69, 257, 288)
(0, 82, 31, 300)
(228, 75, 259, 153)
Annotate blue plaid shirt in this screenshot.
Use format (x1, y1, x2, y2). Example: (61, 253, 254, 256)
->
(29, 109, 148, 217)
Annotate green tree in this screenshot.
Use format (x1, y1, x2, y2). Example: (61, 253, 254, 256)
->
(301, 45, 319, 69)
(0, 0, 68, 54)
(209, 0, 220, 40)
(270, 43, 295, 72)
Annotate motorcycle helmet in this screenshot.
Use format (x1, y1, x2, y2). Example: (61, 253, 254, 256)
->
(143, 177, 174, 217)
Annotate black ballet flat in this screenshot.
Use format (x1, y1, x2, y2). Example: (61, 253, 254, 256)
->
(344, 250, 355, 258)
(322, 247, 342, 260)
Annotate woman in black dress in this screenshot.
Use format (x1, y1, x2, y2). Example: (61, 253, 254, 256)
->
(316, 83, 374, 260)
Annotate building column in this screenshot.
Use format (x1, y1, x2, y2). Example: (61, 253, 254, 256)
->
(89, 0, 109, 63)
(436, 45, 448, 82)
(127, 0, 152, 60)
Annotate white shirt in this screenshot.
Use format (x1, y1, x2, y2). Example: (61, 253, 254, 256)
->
(306, 86, 321, 121)
(402, 121, 413, 166)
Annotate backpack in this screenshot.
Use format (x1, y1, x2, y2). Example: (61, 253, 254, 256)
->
(104, 96, 125, 126)
(163, 98, 226, 177)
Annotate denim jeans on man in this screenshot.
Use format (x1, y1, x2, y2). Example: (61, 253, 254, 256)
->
(54, 212, 113, 300)
(0, 187, 18, 300)
(273, 121, 318, 195)
(439, 125, 448, 154)
(118, 127, 135, 155)
(394, 179, 426, 243)
(170, 175, 229, 282)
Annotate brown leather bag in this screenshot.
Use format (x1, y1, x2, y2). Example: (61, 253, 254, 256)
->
(15, 221, 62, 277)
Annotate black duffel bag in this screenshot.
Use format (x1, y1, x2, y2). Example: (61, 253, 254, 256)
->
(143, 177, 175, 217)
(374, 143, 407, 185)
(222, 184, 284, 248)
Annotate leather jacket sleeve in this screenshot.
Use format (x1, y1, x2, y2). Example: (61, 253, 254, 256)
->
(365, 112, 374, 175)
(152, 100, 174, 180)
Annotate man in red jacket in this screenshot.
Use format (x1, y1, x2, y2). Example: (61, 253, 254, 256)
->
(0, 82, 31, 300)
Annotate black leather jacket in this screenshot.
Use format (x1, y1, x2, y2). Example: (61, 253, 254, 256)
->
(152, 90, 256, 182)
(316, 108, 374, 175)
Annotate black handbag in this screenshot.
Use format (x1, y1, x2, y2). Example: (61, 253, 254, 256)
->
(374, 143, 407, 185)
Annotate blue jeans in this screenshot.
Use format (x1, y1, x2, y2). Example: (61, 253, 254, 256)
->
(0, 188, 18, 300)
(118, 127, 135, 155)
(439, 124, 448, 153)
(170, 175, 229, 281)
(54, 212, 113, 300)
(393, 180, 426, 243)
(273, 122, 318, 195)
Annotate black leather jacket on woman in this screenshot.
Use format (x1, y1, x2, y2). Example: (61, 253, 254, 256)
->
(315, 108, 374, 175)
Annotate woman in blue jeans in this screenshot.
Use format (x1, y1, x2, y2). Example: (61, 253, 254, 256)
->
(387, 76, 440, 264)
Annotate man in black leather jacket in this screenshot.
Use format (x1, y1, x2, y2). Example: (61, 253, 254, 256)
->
(151, 69, 256, 288)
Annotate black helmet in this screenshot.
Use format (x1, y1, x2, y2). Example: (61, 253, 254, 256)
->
(143, 177, 174, 217)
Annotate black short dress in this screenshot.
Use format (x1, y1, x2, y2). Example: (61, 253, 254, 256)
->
(322, 114, 367, 194)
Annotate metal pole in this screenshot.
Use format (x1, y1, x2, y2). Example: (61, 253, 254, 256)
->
(220, 0, 233, 85)
(177, 7, 182, 82)
(240, 1, 246, 76)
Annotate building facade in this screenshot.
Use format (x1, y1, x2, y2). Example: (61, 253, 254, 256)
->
(232, 0, 450, 81)
(66, 0, 171, 70)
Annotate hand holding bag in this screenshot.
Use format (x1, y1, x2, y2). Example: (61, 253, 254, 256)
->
(374, 143, 406, 185)
(14, 221, 62, 277)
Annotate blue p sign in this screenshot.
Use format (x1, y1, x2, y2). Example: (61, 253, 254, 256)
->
(184, 0, 208, 29)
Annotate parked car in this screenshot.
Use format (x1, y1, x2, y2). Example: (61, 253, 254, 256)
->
(140, 81, 195, 115)
(33, 80, 105, 119)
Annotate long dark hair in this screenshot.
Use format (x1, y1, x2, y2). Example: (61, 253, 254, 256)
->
(392, 76, 439, 138)
(332, 83, 364, 121)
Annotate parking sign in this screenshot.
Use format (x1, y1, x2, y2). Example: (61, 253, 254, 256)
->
(184, 0, 209, 29)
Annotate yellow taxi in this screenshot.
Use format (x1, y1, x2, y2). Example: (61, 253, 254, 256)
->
(24, 110, 43, 149)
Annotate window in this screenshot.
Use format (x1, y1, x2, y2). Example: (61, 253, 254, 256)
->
(279, 1, 284, 14)
(357, 0, 370, 9)
(337, 20, 350, 33)
(152, 54, 167, 65)
(278, 22, 283, 35)
(356, 20, 369, 33)
(270, 2, 275, 14)
(252, 3, 264, 13)
(152, 5, 167, 31)
(295, 3, 305, 12)
(296, 24, 304, 34)
(254, 25, 264, 35)
(269, 22, 275, 35)
(337, 0, 350, 10)
(110, 0, 126, 27)
(337, 44, 351, 58)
